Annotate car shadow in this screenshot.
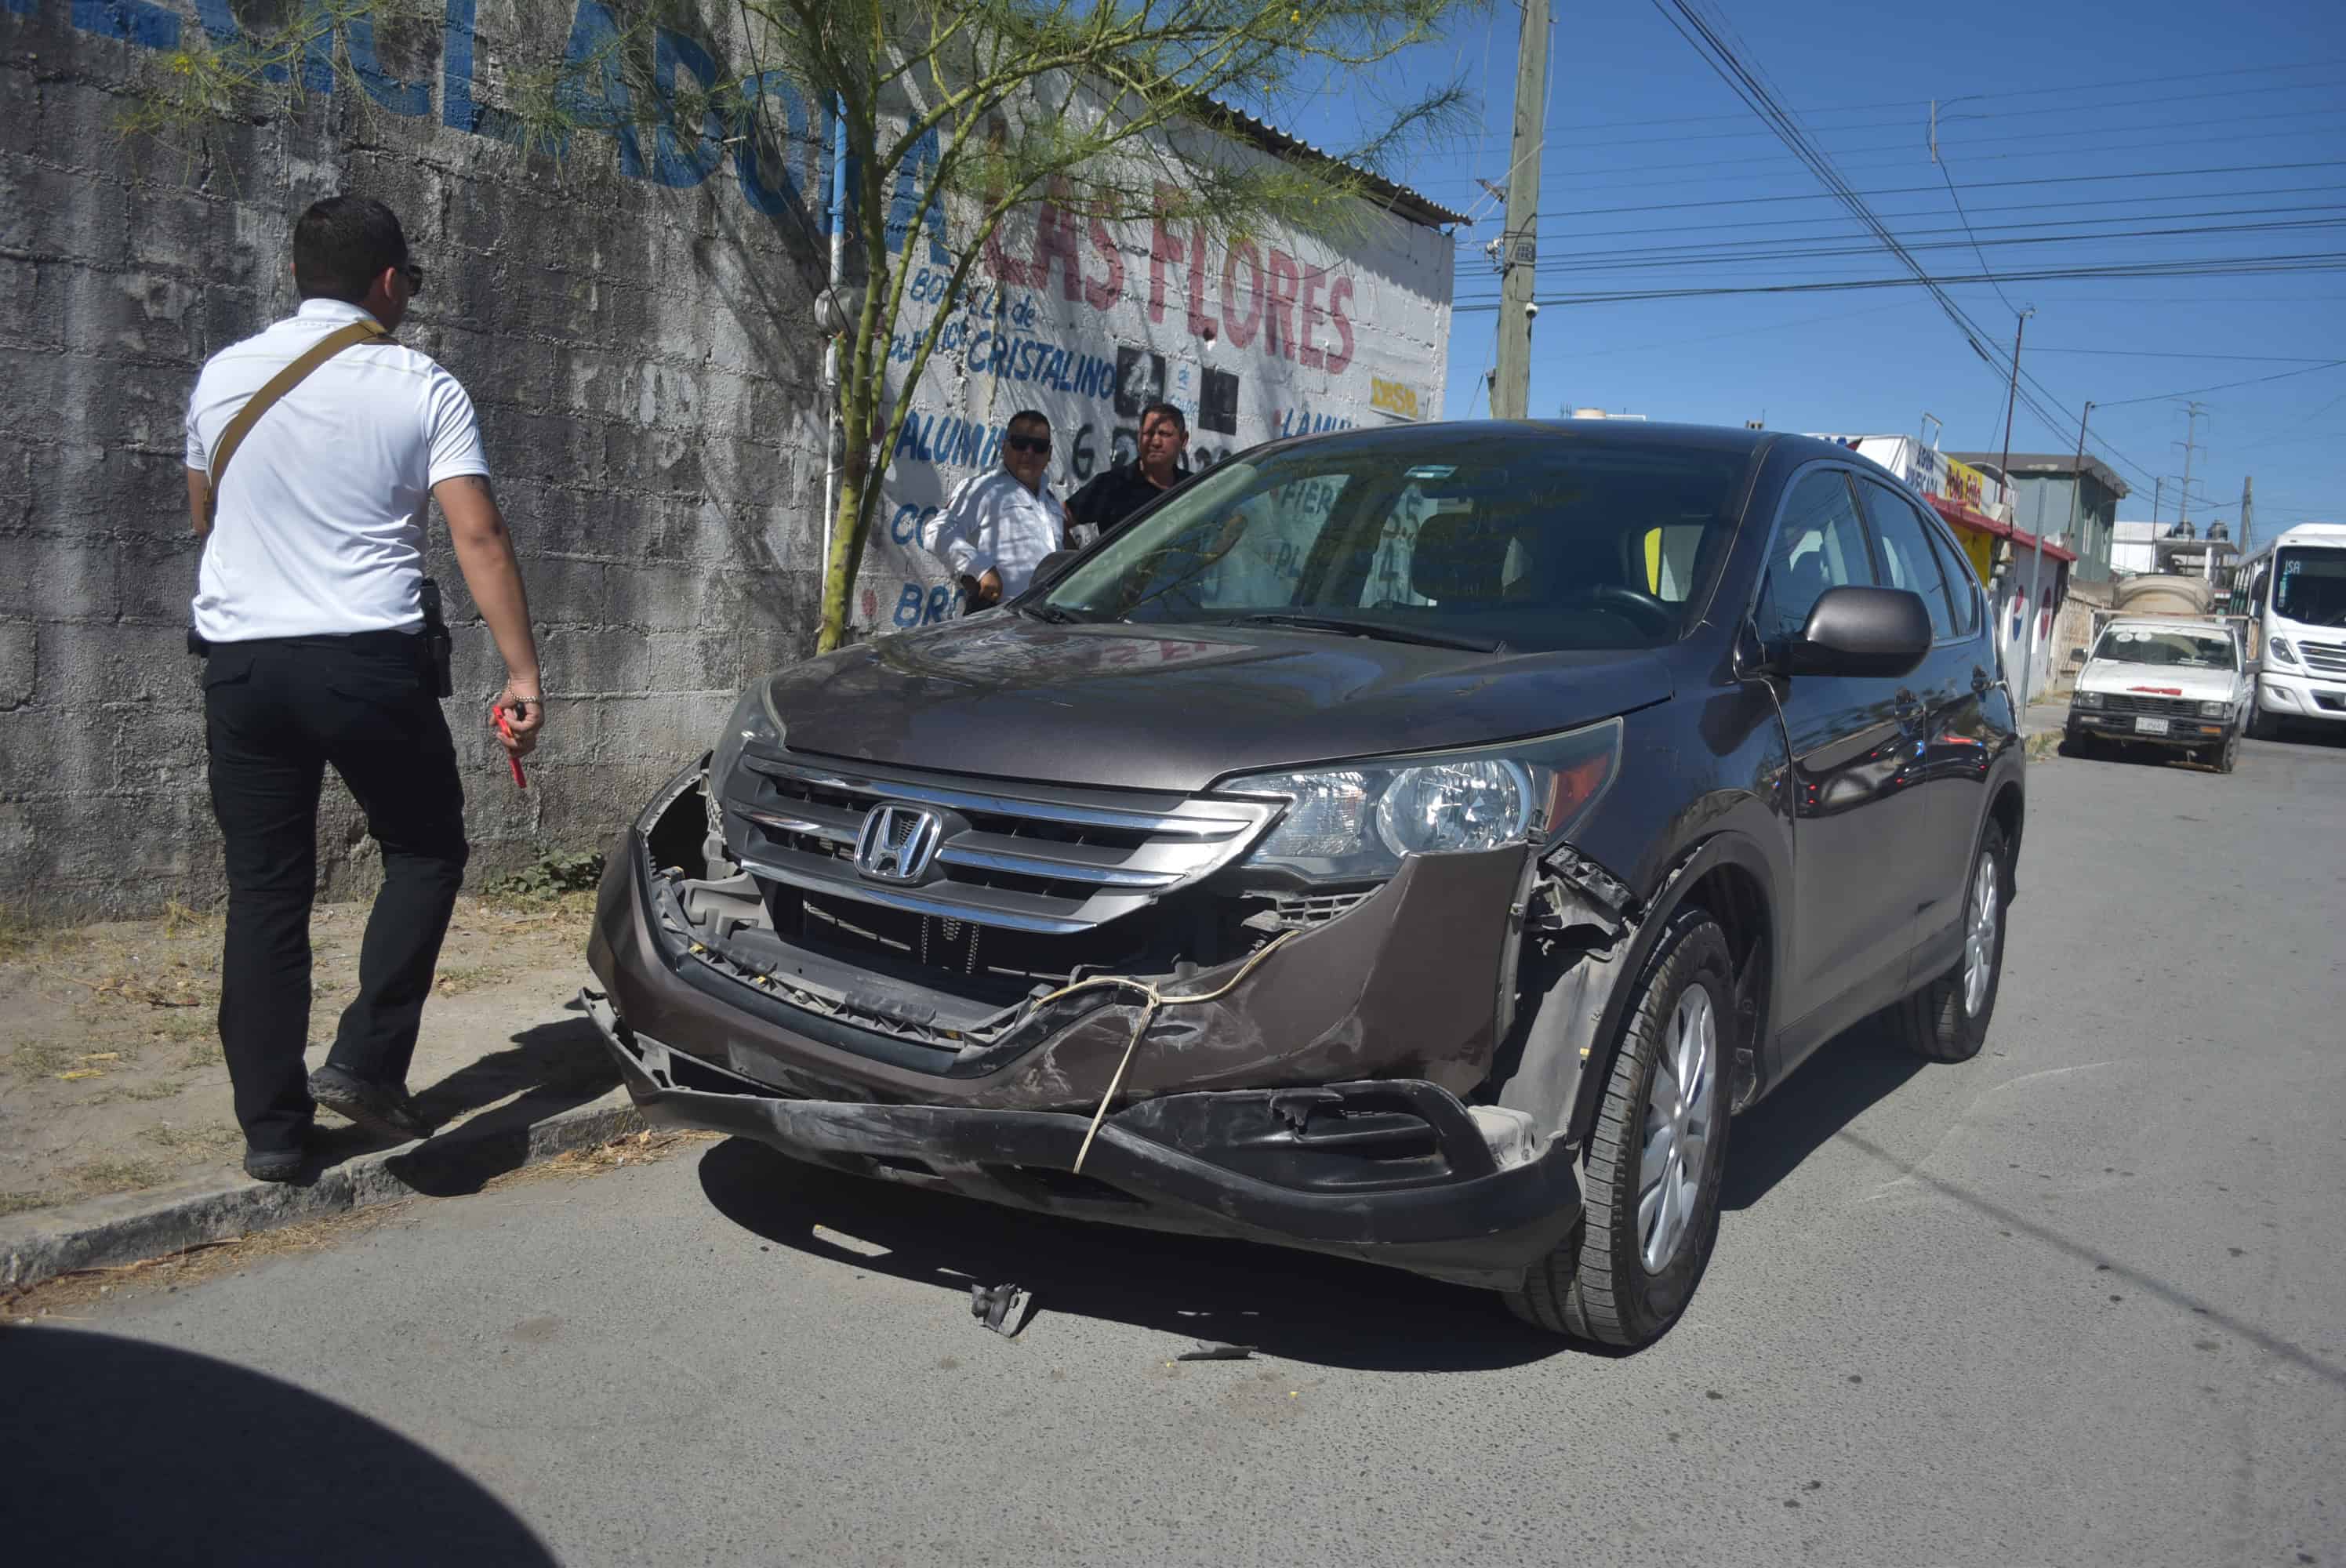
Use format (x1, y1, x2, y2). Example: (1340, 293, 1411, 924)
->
(696, 1137, 1575, 1372)
(1721, 1019, 1923, 1212)
(0, 1327, 557, 1566)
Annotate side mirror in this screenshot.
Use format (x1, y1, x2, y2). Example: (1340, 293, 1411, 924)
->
(2066, 645, 2086, 666)
(1030, 550, 1078, 590)
(1789, 586, 1932, 679)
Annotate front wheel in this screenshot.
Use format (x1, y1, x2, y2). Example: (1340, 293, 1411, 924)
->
(1505, 908, 1736, 1348)
(2247, 703, 2280, 742)
(1887, 820, 2008, 1063)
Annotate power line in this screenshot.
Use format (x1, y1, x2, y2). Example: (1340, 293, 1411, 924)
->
(1442, 78, 2346, 156)
(1451, 182, 2346, 249)
(2026, 347, 2345, 363)
(1521, 208, 2346, 274)
(1451, 254, 2346, 309)
(2091, 360, 2346, 408)
(1422, 116, 2346, 197)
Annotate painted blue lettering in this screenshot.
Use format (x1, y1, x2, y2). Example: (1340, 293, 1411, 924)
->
(559, 1, 645, 180)
(734, 69, 814, 217)
(894, 584, 924, 628)
(951, 419, 982, 466)
(348, 9, 430, 116)
(648, 28, 724, 187)
(924, 585, 953, 624)
(885, 126, 952, 267)
(73, 0, 179, 50)
(889, 503, 922, 545)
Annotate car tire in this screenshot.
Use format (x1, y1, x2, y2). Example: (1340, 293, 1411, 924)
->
(1887, 819, 2008, 1064)
(2211, 728, 2239, 774)
(2060, 727, 2097, 760)
(1505, 907, 1734, 1348)
(2246, 705, 2279, 742)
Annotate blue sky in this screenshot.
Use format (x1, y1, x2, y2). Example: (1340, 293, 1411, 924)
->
(1288, 0, 2346, 539)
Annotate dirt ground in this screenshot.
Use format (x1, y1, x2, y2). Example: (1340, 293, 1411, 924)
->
(0, 892, 608, 1218)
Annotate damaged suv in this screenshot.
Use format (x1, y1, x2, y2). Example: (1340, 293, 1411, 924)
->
(586, 421, 2024, 1348)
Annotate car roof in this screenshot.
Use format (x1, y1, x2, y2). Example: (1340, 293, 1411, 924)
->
(2101, 617, 2236, 636)
(1247, 419, 1849, 465)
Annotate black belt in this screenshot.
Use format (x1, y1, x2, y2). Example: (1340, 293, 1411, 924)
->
(189, 579, 455, 699)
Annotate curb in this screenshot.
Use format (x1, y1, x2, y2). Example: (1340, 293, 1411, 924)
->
(1, 1089, 645, 1293)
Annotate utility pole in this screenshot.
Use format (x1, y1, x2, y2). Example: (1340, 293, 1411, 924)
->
(1992, 308, 2032, 697)
(1490, 0, 1550, 420)
(2019, 396, 2086, 720)
(2152, 476, 2164, 528)
(2174, 401, 2206, 531)
(2240, 474, 2254, 556)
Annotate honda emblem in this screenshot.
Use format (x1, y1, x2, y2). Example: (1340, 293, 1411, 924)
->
(853, 803, 944, 884)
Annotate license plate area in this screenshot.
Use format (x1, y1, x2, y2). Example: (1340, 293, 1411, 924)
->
(2134, 716, 2170, 735)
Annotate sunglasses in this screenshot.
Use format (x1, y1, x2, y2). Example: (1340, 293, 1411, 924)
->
(400, 262, 425, 296)
(1005, 434, 1051, 455)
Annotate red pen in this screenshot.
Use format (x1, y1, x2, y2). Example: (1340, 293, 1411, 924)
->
(494, 705, 527, 789)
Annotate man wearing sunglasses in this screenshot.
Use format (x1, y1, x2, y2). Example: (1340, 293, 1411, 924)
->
(182, 194, 545, 1181)
(930, 408, 1068, 611)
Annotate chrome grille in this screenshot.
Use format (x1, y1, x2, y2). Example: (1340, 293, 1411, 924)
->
(2099, 692, 2199, 718)
(2298, 638, 2346, 675)
(722, 754, 1278, 935)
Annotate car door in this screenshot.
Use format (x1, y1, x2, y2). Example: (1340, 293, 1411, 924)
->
(1856, 477, 1982, 954)
(1755, 466, 1920, 1041)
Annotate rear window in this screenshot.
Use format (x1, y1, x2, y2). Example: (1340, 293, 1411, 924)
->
(1039, 430, 1756, 652)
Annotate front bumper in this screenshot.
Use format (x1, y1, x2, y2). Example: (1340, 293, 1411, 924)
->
(583, 762, 1585, 1288)
(584, 989, 1579, 1289)
(2066, 708, 2231, 748)
(2257, 670, 2346, 724)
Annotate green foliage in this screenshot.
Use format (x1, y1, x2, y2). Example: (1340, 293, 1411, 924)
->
(481, 850, 608, 901)
(117, 0, 1482, 653)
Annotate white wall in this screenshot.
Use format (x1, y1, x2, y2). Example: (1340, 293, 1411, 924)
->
(856, 147, 1454, 632)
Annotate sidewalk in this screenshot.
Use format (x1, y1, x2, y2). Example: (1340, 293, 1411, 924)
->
(0, 891, 634, 1289)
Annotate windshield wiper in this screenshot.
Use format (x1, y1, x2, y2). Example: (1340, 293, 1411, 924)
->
(1020, 602, 1110, 626)
(1222, 612, 1505, 653)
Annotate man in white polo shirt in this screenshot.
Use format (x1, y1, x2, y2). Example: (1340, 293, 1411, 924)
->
(184, 194, 544, 1181)
(930, 408, 1067, 610)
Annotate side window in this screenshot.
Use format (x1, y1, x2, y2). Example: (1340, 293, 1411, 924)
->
(1759, 469, 1876, 644)
(1858, 480, 1956, 641)
(1920, 514, 1979, 636)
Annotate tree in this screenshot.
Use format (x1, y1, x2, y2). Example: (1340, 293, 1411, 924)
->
(127, 0, 1478, 652)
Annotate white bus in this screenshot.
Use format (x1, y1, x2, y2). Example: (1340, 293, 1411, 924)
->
(2232, 521, 2346, 738)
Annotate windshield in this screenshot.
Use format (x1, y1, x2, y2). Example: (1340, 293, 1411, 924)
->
(2272, 546, 2346, 628)
(2091, 626, 2235, 670)
(1034, 429, 1755, 652)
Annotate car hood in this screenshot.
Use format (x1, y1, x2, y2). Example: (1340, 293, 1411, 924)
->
(2078, 659, 2237, 703)
(758, 615, 1675, 793)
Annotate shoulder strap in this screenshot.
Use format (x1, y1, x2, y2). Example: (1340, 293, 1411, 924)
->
(200, 318, 389, 532)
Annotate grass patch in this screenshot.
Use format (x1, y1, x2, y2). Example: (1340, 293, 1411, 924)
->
(7, 1043, 86, 1080)
(179, 1041, 223, 1073)
(95, 1079, 191, 1105)
(64, 1158, 173, 1196)
(0, 1190, 58, 1218)
(137, 1122, 241, 1156)
(431, 964, 514, 997)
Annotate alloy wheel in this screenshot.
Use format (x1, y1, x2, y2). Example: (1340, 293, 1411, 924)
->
(1639, 985, 1719, 1273)
(1963, 852, 1999, 1016)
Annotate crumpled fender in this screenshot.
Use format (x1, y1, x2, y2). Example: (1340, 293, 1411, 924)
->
(959, 847, 1529, 1109)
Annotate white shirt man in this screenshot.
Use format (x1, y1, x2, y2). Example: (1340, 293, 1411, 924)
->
(186, 298, 489, 641)
(182, 194, 543, 1184)
(930, 411, 1066, 607)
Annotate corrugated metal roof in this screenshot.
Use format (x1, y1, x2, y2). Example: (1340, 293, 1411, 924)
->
(1200, 100, 1472, 230)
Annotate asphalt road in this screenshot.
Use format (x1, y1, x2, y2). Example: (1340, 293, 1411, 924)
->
(9, 735, 2343, 1568)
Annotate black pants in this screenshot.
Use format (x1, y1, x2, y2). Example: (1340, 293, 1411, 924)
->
(203, 633, 469, 1154)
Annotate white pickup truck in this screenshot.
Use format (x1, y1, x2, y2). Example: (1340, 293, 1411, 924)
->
(2063, 616, 2250, 773)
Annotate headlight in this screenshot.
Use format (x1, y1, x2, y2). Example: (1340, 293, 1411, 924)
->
(1222, 720, 1622, 883)
(2270, 637, 2299, 666)
(2199, 699, 2226, 718)
(710, 680, 783, 789)
(2073, 690, 2103, 710)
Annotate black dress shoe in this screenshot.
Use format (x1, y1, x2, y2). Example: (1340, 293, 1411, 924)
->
(307, 1065, 439, 1143)
(243, 1143, 308, 1182)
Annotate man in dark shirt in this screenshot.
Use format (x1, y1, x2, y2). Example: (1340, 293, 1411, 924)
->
(1066, 401, 1191, 547)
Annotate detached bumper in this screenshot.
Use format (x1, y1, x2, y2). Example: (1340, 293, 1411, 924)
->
(584, 989, 1579, 1290)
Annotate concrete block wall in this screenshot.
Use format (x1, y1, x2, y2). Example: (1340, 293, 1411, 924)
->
(0, 1, 830, 916)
